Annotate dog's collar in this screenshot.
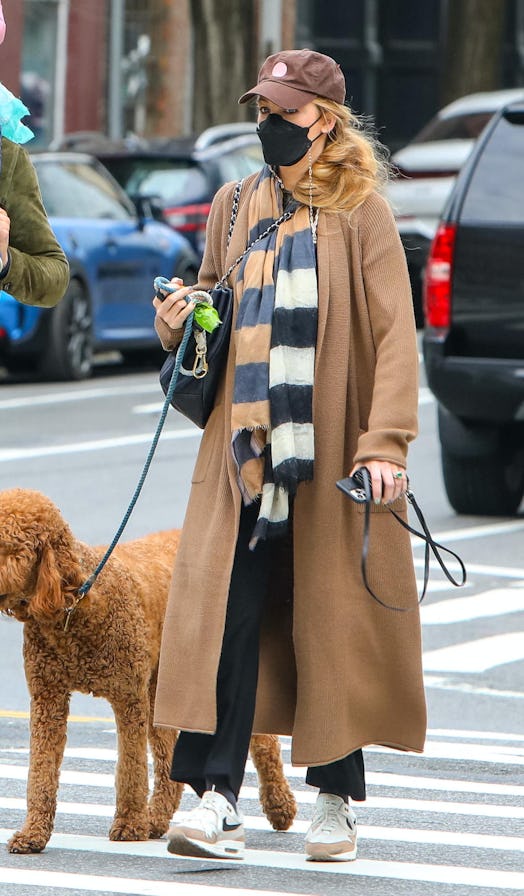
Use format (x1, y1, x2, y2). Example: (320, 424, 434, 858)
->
(63, 576, 95, 632)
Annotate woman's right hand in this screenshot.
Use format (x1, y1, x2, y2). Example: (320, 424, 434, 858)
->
(152, 278, 196, 330)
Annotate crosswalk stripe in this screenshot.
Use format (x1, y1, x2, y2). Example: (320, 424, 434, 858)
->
(1, 773, 522, 818)
(5, 747, 523, 797)
(421, 587, 524, 624)
(423, 631, 524, 673)
(0, 867, 290, 896)
(2, 813, 524, 852)
(1, 833, 523, 891)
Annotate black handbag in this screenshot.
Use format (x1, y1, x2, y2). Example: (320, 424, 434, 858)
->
(159, 180, 291, 429)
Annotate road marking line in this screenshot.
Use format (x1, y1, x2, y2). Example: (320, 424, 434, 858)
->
(1, 820, 523, 854)
(0, 865, 292, 896)
(423, 632, 524, 673)
(412, 519, 524, 546)
(1, 839, 523, 890)
(421, 587, 524, 624)
(0, 428, 201, 462)
(5, 750, 524, 797)
(424, 676, 524, 699)
(1, 766, 523, 816)
(0, 383, 160, 409)
(426, 727, 524, 742)
(368, 740, 524, 763)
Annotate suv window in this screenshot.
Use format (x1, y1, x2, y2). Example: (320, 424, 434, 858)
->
(214, 145, 264, 183)
(102, 158, 209, 205)
(34, 159, 132, 220)
(459, 110, 524, 224)
(412, 111, 493, 143)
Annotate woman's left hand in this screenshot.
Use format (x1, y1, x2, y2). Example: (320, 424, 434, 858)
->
(350, 459, 407, 505)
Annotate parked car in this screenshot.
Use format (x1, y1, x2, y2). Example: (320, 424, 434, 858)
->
(97, 126, 264, 258)
(0, 152, 199, 380)
(387, 88, 524, 326)
(422, 99, 524, 516)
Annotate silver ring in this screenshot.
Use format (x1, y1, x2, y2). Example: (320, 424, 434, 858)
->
(394, 471, 403, 479)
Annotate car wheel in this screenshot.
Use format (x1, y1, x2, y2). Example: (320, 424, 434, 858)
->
(120, 347, 165, 368)
(441, 441, 524, 516)
(39, 279, 93, 380)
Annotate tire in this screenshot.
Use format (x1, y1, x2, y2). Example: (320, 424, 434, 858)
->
(120, 346, 165, 368)
(39, 279, 93, 380)
(441, 441, 524, 516)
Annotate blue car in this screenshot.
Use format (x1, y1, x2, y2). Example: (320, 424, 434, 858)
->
(0, 152, 199, 380)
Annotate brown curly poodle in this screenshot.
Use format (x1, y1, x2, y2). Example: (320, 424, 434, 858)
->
(0, 488, 296, 854)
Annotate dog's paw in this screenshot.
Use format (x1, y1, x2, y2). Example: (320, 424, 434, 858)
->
(148, 819, 169, 839)
(7, 831, 47, 854)
(109, 818, 150, 841)
(260, 790, 298, 831)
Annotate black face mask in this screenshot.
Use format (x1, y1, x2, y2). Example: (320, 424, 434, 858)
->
(256, 113, 322, 167)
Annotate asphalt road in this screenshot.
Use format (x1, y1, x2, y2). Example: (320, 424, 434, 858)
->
(0, 357, 523, 896)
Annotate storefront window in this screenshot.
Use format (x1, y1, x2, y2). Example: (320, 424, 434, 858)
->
(21, 0, 59, 146)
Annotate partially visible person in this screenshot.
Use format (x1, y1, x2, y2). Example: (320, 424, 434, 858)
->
(0, 0, 69, 307)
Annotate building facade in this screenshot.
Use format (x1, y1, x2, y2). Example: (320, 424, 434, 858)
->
(1, 0, 523, 152)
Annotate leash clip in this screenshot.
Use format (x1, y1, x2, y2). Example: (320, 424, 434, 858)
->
(63, 605, 75, 632)
(192, 329, 208, 378)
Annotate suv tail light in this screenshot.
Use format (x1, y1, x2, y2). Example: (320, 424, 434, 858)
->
(423, 223, 457, 328)
(163, 202, 211, 235)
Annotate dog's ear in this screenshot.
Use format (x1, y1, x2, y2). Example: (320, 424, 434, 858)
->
(31, 543, 65, 619)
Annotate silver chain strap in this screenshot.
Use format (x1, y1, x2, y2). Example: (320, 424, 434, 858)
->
(216, 181, 292, 288)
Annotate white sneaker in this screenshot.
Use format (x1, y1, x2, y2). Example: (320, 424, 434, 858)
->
(167, 790, 244, 859)
(305, 793, 357, 861)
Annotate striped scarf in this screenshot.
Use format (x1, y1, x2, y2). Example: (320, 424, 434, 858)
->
(231, 167, 318, 547)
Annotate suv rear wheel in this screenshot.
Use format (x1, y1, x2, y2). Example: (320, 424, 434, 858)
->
(441, 437, 524, 516)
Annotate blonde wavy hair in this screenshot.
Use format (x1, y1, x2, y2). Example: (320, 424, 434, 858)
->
(292, 98, 390, 215)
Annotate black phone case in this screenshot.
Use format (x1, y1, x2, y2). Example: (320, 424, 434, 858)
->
(336, 469, 371, 504)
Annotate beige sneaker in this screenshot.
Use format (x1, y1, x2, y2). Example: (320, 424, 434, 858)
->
(305, 793, 357, 861)
(167, 790, 244, 859)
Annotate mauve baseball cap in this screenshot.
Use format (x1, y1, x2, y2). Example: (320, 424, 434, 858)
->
(239, 49, 346, 108)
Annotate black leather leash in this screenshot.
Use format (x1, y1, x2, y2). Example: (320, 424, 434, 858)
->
(337, 467, 467, 611)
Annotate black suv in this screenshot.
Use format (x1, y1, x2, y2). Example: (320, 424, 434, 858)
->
(423, 101, 524, 516)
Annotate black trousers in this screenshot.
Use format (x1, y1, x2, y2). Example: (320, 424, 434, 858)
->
(170, 502, 366, 802)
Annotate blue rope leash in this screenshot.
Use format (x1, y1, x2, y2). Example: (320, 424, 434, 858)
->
(64, 280, 195, 630)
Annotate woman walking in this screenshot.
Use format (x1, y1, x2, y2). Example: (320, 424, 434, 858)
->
(153, 48, 426, 862)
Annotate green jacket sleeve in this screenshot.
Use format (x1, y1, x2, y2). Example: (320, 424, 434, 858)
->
(0, 138, 69, 307)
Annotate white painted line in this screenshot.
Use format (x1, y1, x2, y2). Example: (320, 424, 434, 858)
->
(4, 749, 524, 798)
(1, 836, 524, 890)
(421, 588, 524, 624)
(424, 676, 524, 699)
(0, 428, 201, 462)
(133, 402, 166, 414)
(369, 740, 524, 765)
(0, 383, 160, 409)
(6, 798, 524, 856)
(2, 818, 523, 854)
(2, 767, 523, 816)
(424, 563, 524, 580)
(423, 632, 524, 673)
(426, 728, 524, 743)
(412, 519, 524, 546)
(418, 387, 434, 406)
(0, 865, 293, 896)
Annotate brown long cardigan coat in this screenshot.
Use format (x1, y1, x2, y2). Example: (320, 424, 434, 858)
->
(154, 175, 427, 767)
